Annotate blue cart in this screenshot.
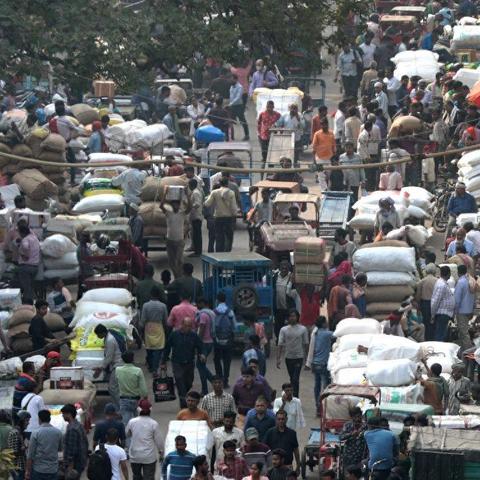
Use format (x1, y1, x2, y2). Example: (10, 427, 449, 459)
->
(202, 252, 274, 355)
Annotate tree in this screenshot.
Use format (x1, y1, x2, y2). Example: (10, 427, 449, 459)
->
(0, 0, 369, 92)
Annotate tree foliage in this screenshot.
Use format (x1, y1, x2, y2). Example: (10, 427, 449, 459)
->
(0, 0, 369, 91)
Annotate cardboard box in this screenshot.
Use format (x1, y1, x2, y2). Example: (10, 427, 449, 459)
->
(50, 367, 84, 389)
(93, 80, 115, 98)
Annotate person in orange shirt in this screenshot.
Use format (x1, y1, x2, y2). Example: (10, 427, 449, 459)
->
(176, 390, 213, 428)
(310, 105, 328, 142)
(311, 118, 336, 187)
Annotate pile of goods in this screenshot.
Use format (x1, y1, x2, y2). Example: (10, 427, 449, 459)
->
(353, 245, 416, 320)
(70, 287, 133, 380)
(391, 50, 441, 83)
(457, 150, 480, 202)
(40, 233, 79, 280)
(451, 25, 480, 51)
(165, 421, 214, 460)
(293, 237, 327, 285)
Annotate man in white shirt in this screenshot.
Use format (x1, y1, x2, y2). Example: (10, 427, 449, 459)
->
(98, 428, 129, 480)
(111, 166, 148, 208)
(21, 392, 46, 434)
(334, 101, 347, 146)
(126, 399, 163, 480)
(357, 120, 381, 191)
(373, 82, 389, 119)
(212, 411, 245, 463)
(384, 68, 401, 119)
(464, 222, 480, 254)
(359, 32, 376, 69)
(273, 383, 306, 431)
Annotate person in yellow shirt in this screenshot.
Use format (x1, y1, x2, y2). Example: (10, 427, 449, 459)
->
(311, 118, 336, 188)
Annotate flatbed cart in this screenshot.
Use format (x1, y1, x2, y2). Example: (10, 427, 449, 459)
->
(317, 191, 352, 241)
(266, 128, 295, 169)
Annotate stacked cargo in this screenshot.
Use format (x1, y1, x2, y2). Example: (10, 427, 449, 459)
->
(293, 236, 327, 285)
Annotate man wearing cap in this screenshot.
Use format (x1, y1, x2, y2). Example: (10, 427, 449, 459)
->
(447, 182, 477, 234)
(128, 202, 144, 249)
(242, 427, 271, 454)
(93, 403, 126, 449)
(127, 398, 163, 480)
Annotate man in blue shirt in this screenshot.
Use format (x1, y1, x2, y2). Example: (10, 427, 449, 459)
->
(162, 435, 196, 480)
(447, 182, 477, 231)
(364, 416, 398, 479)
(446, 228, 476, 258)
(305, 316, 334, 409)
(454, 264, 475, 353)
(229, 74, 249, 140)
(244, 396, 276, 442)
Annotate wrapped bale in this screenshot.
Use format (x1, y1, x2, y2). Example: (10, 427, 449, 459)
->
(294, 237, 325, 264)
(294, 263, 327, 285)
(139, 202, 167, 226)
(388, 115, 424, 139)
(141, 175, 189, 202)
(365, 285, 414, 303)
(40, 134, 67, 153)
(13, 168, 58, 200)
(70, 104, 100, 126)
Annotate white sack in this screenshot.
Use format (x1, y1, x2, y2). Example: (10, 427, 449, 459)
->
(106, 120, 147, 152)
(353, 247, 416, 273)
(334, 367, 367, 385)
(394, 62, 440, 82)
(43, 268, 79, 280)
(421, 341, 460, 359)
(24, 355, 46, 371)
(74, 312, 131, 330)
(328, 349, 369, 373)
(457, 150, 480, 169)
(88, 153, 133, 164)
(456, 213, 480, 227)
(336, 333, 385, 353)
(126, 124, 171, 149)
(367, 359, 417, 386)
(425, 355, 457, 374)
(334, 318, 383, 337)
(81, 288, 133, 306)
(452, 25, 480, 49)
(72, 193, 124, 214)
(391, 50, 439, 65)
(348, 214, 375, 229)
(0, 356, 22, 377)
(453, 68, 480, 89)
(41, 234, 77, 258)
(380, 384, 424, 404)
(43, 252, 78, 270)
(405, 225, 431, 247)
(72, 301, 129, 327)
(365, 271, 415, 286)
(406, 205, 431, 219)
(367, 335, 423, 362)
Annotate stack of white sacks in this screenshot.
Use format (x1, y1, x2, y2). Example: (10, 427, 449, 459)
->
(41, 234, 79, 280)
(457, 150, 480, 204)
(353, 245, 417, 320)
(391, 50, 441, 83)
(329, 318, 461, 403)
(70, 288, 133, 380)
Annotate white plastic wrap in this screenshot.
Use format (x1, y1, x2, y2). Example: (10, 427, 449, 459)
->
(165, 420, 214, 461)
(421, 341, 460, 358)
(336, 333, 385, 353)
(457, 150, 480, 169)
(88, 153, 133, 164)
(367, 335, 423, 362)
(391, 50, 439, 65)
(353, 247, 416, 273)
(380, 384, 424, 404)
(72, 301, 129, 326)
(394, 62, 440, 82)
(405, 225, 431, 247)
(406, 205, 431, 219)
(0, 289, 22, 310)
(328, 349, 369, 373)
(126, 124, 171, 148)
(456, 213, 479, 227)
(43, 252, 79, 270)
(452, 25, 480, 49)
(334, 367, 367, 385)
(24, 355, 46, 371)
(453, 68, 480, 89)
(81, 288, 133, 306)
(106, 120, 147, 152)
(367, 359, 417, 386)
(334, 318, 383, 337)
(425, 355, 457, 374)
(348, 214, 375, 229)
(41, 234, 77, 258)
(72, 193, 124, 214)
(366, 271, 416, 286)
(255, 89, 302, 117)
(0, 356, 22, 377)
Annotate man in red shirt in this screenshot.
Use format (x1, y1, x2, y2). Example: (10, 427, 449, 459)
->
(257, 100, 281, 164)
(310, 105, 328, 142)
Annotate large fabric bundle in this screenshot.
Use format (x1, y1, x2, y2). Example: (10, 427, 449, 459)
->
(364, 271, 415, 286)
(333, 317, 383, 337)
(392, 50, 439, 65)
(127, 124, 171, 149)
(41, 234, 77, 258)
(13, 169, 58, 200)
(294, 263, 327, 285)
(72, 193, 124, 213)
(74, 312, 130, 330)
(360, 240, 409, 249)
(40, 387, 95, 407)
(106, 120, 147, 151)
(353, 247, 416, 273)
(367, 335, 423, 362)
(334, 367, 367, 385)
(40, 134, 67, 153)
(451, 25, 480, 50)
(328, 349, 368, 373)
(367, 359, 417, 386)
(83, 178, 121, 197)
(43, 252, 78, 269)
(10, 337, 33, 354)
(141, 175, 188, 202)
(453, 68, 480, 89)
(0, 357, 22, 377)
(81, 288, 133, 306)
(336, 333, 384, 353)
(348, 213, 375, 230)
(365, 285, 414, 303)
(43, 268, 79, 279)
(70, 104, 100, 125)
(458, 150, 480, 169)
(294, 237, 325, 263)
(72, 301, 129, 326)
(12, 144, 33, 159)
(88, 152, 132, 164)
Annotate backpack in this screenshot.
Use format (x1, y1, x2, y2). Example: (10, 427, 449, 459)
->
(108, 329, 127, 354)
(195, 308, 216, 339)
(213, 307, 234, 345)
(87, 443, 112, 480)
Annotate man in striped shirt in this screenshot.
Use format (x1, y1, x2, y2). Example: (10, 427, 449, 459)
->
(431, 266, 456, 342)
(162, 435, 196, 480)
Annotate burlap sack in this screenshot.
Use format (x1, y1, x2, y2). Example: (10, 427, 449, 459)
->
(366, 302, 402, 315)
(39, 150, 66, 163)
(294, 237, 325, 264)
(25, 196, 50, 211)
(141, 175, 188, 202)
(44, 313, 66, 332)
(40, 387, 95, 407)
(70, 104, 99, 126)
(8, 305, 35, 328)
(365, 285, 414, 303)
(25, 135, 43, 158)
(144, 225, 167, 236)
(388, 115, 424, 138)
(12, 144, 33, 158)
(2, 163, 19, 175)
(41, 134, 67, 153)
(10, 336, 33, 354)
(360, 240, 410, 249)
(13, 168, 58, 200)
(8, 323, 30, 338)
(139, 202, 167, 226)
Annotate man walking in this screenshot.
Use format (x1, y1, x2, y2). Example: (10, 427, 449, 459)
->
(212, 411, 245, 463)
(276, 104, 305, 165)
(454, 264, 475, 353)
(277, 310, 309, 398)
(257, 100, 281, 165)
(335, 44, 360, 98)
(126, 399, 163, 480)
(199, 376, 236, 428)
(188, 179, 204, 257)
(204, 178, 238, 252)
(98, 428, 129, 480)
(115, 351, 148, 427)
(229, 74, 249, 140)
(431, 266, 455, 342)
(161, 317, 204, 408)
(61, 403, 89, 478)
(25, 410, 63, 480)
(340, 141, 365, 211)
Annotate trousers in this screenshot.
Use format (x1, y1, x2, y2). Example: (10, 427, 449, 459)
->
(312, 363, 330, 408)
(214, 343, 232, 386)
(285, 357, 303, 398)
(197, 343, 214, 395)
(172, 362, 194, 408)
(191, 219, 203, 255)
(119, 397, 138, 428)
(166, 239, 185, 278)
(132, 462, 157, 480)
(215, 217, 234, 252)
(457, 314, 473, 353)
(230, 104, 249, 138)
(434, 314, 451, 342)
(17, 264, 38, 303)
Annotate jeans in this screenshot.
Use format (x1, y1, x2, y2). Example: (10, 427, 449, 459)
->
(191, 219, 203, 255)
(207, 217, 215, 252)
(434, 314, 451, 342)
(365, 155, 379, 191)
(274, 309, 288, 343)
(172, 362, 194, 408)
(119, 397, 138, 427)
(17, 264, 38, 303)
(197, 343, 214, 395)
(312, 363, 330, 407)
(166, 239, 185, 278)
(215, 217, 234, 252)
(132, 462, 157, 480)
(214, 343, 232, 386)
(230, 104, 249, 138)
(146, 348, 163, 373)
(285, 357, 303, 397)
(32, 472, 57, 480)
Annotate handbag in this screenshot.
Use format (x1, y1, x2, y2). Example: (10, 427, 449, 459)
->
(153, 372, 176, 402)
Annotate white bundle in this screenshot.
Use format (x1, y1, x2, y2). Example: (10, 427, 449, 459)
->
(394, 62, 439, 82)
(164, 420, 214, 459)
(391, 49, 439, 65)
(334, 318, 383, 337)
(352, 190, 406, 209)
(405, 225, 431, 247)
(366, 271, 416, 286)
(0, 356, 22, 377)
(452, 25, 480, 49)
(328, 349, 369, 373)
(380, 384, 424, 404)
(453, 68, 480, 89)
(456, 213, 479, 227)
(457, 150, 480, 169)
(74, 312, 131, 330)
(335, 333, 385, 353)
(385, 227, 406, 240)
(367, 359, 417, 386)
(425, 355, 457, 374)
(348, 214, 375, 230)
(43, 252, 78, 270)
(367, 335, 423, 362)
(334, 367, 367, 385)
(106, 119, 147, 152)
(81, 288, 133, 306)
(406, 205, 431, 219)
(72, 301, 130, 326)
(88, 153, 133, 164)
(41, 234, 77, 258)
(72, 194, 124, 214)
(126, 124, 171, 149)
(43, 268, 79, 280)
(353, 247, 416, 273)
(421, 341, 460, 359)
(24, 355, 46, 371)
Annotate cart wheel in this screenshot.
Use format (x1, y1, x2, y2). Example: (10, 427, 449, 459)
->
(232, 284, 259, 311)
(301, 449, 307, 479)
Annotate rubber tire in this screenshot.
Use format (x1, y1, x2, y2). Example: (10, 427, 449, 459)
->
(232, 284, 259, 311)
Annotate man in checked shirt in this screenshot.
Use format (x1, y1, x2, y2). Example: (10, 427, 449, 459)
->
(199, 376, 236, 428)
(431, 266, 455, 342)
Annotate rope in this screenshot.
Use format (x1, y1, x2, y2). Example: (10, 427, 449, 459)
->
(0, 143, 477, 174)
